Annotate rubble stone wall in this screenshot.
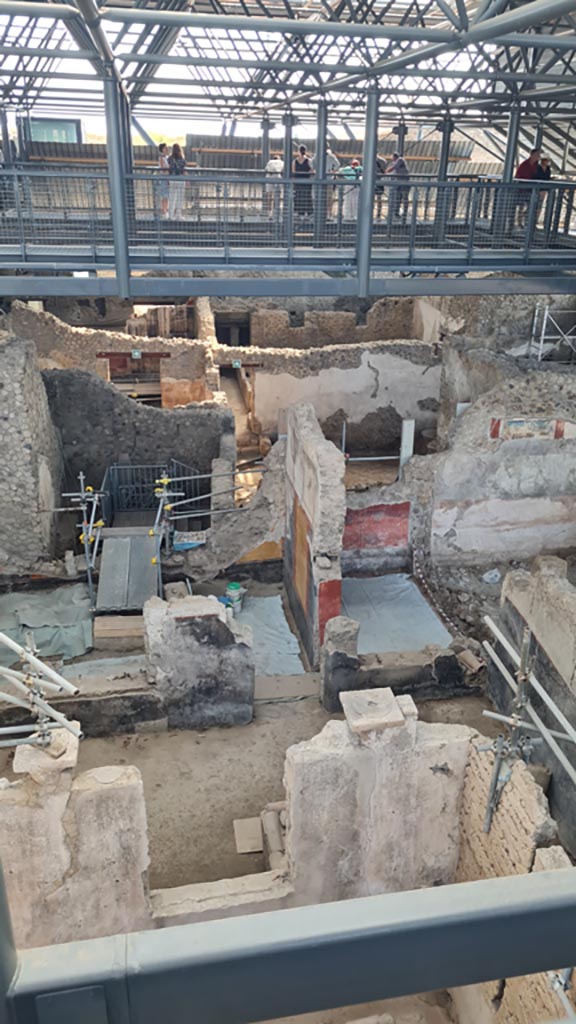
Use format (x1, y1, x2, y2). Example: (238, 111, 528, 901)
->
(43, 368, 234, 481)
(0, 333, 62, 572)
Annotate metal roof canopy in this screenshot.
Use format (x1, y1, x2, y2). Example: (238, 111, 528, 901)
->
(0, 0, 576, 141)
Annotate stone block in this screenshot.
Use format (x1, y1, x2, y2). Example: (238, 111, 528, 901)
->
(233, 817, 263, 854)
(340, 688, 407, 736)
(13, 724, 80, 783)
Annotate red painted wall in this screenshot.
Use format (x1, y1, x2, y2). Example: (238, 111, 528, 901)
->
(343, 502, 410, 550)
(318, 578, 342, 646)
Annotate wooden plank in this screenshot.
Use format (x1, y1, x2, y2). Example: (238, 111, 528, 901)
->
(93, 616, 144, 640)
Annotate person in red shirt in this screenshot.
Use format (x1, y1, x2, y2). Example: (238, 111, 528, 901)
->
(513, 148, 540, 226)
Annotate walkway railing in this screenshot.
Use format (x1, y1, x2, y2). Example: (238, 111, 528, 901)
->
(0, 166, 575, 291)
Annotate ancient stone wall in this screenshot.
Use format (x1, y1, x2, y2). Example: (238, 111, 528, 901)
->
(0, 728, 151, 948)
(436, 341, 522, 447)
(43, 369, 233, 481)
(0, 333, 62, 573)
(8, 302, 208, 380)
(249, 297, 415, 348)
(284, 404, 346, 668)
(249, 341, 441, 447)
(430, 371, 576, 566)
(450, 738, 574, 1024)
(285, 688, 471, 905)
(43, 296, 133, 329)
(143, 595, 254, 728)
(320, 617, 471, 713)
(432, 292, 576, 350)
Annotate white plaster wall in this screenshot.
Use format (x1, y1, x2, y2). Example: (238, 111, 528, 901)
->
(284, 715, 471, 906)
(255, 352, 441, 435)
(431, 496, 576, 565)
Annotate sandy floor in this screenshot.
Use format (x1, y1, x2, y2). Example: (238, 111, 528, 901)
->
(76, 697, 334, 889)
(72, 692, 498, 891)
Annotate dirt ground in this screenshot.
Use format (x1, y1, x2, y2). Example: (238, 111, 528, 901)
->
(73, 691, 498, 891)
(263, 991, 454, 1024)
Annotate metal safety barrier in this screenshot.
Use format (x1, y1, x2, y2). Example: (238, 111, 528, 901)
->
(1, 866, 576, 1023)
(1, 167, 575, 295)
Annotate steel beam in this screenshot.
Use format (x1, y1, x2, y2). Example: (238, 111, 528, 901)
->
(3, 273, 576, 299)
(356, 86, 379, 297)
(0, 110, 11, 169)
(103, 79, 131, 298)
(101, 7, 455, 42)
(4, 870, 576, 1024)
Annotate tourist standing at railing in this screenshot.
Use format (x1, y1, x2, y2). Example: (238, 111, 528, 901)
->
(156, 143, 169, 218)
(513, 147, 540, 228)
(374, 155, 387, 220)
(292, 145, 314, 220)
(385, 152, 410, 222)
(339, 159, 362, 220)
(264, 152, 284, 219)
(168, 143, 186, 221)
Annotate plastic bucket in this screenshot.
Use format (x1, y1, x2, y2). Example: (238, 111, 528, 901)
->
(225, 582, 244, 615)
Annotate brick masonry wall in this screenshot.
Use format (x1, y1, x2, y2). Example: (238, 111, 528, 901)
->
(451, 737, 572, 1024)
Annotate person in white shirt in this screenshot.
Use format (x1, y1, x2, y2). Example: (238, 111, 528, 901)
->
(264, 153, 284, 218)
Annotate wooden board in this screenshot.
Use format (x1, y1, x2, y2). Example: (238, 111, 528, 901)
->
(93, 616, 144, 640)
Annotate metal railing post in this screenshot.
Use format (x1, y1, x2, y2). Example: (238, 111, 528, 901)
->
(493, 106, 520, 243)
(313, 100, 328, 247)
(356, 84, 379, 298)
(103, 77, 131, 299)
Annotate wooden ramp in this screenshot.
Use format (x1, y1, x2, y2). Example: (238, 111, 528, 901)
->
(96, 533, 157, 613)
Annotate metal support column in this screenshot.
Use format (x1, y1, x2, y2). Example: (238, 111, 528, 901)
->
(534, 123, 545, 150)
(282, 111, 294, 178)
(282, 111, 295, 248)
(433, 116, 453, 242)
(261, 116, 271, 169)
(393, 123, 407, 155)
(356, 86, 379, 297)
(0, 110, 11, 167)
(313, 100, 328, 247)
(494, 105, 521, 240)
(502, 106, 521, 182)
(103, 77, 131, 298)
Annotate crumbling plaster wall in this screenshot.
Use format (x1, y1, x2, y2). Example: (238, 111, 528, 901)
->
(450, 738, 574, 1024)
(43, 296, 133, 329)
(171, 440, 285, 580)
(43, 368, 234, 481)
(248, 297, 415, 348)
(144, 595, 254, 728)
(436, 341, 522, 447)
(8, 302, 209, 381)
(243, 341, 441, 447)
(430, 372, 576, 566)
(0, 730, 151, 948)
(284, 403, 346, 668)
(0, 333, 62, 573)
(285, 688, 471, 905)
(429, 292, 576, 350)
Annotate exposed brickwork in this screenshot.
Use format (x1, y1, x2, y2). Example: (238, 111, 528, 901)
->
(452, 737, 568, 1024)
